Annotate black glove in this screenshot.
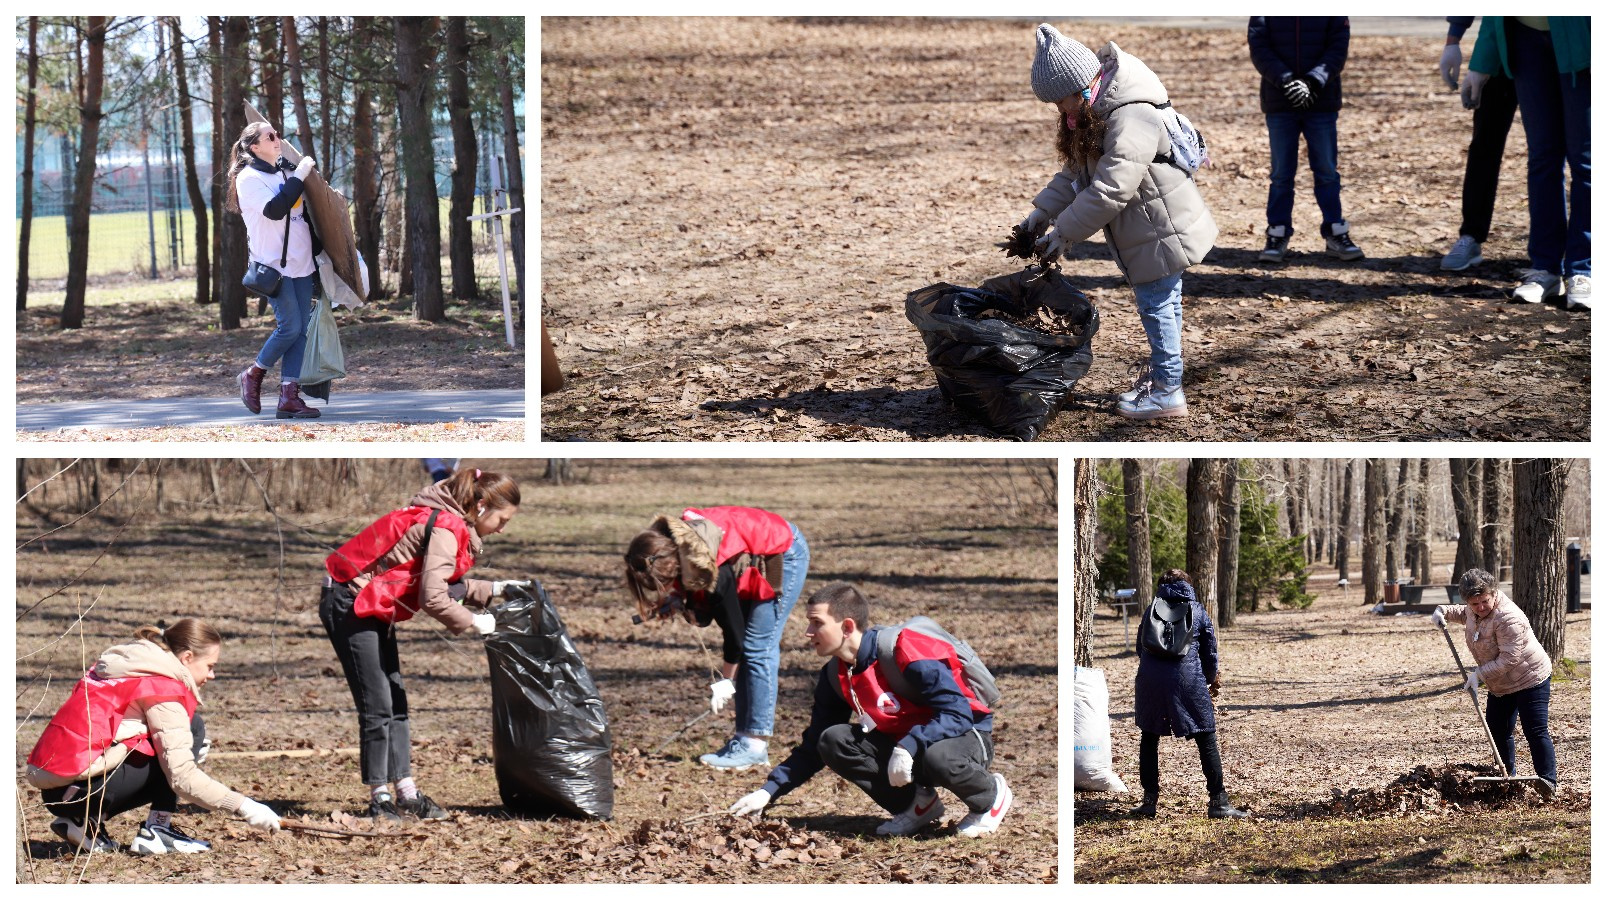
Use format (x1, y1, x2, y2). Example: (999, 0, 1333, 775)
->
(1283, 78, 1314, 110)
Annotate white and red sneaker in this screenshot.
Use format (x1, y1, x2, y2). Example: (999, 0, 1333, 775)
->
(876, 787, 944, 836)
(958, 773, 1013, 837)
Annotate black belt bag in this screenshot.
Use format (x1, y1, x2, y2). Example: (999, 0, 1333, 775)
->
(242, 172, 293, 299)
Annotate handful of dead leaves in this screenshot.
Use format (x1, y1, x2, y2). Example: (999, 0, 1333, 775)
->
(996, 223, 1061, 275)
(974, 301, 1082, 337)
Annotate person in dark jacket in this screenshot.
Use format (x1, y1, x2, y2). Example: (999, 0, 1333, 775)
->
(1131, 569, 1247, 819)
(726, 583, 1013, 838)
(1248, 17, 1364, 263)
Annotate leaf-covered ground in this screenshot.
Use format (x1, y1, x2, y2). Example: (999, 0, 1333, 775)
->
(540, 17, 1588, 441)
(1073, 566, 1590, 883)
(15, 459, 1058, 883)
(17, 420, 523, 444)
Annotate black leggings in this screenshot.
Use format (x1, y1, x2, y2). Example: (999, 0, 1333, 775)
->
(41, 714, 206, 824)
(1139, 729, 1224, 798)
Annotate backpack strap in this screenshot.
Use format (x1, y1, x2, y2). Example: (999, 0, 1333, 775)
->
(277, 172, 291, 268)
(873, 626, 919, 702)
(1139, 101, 1190, 173)
(824, 658, 844, 702)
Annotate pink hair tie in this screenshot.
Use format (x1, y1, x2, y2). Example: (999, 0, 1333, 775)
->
(475, 468, 482, 480)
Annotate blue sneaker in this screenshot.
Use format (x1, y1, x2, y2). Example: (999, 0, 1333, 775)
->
(698, 736, 769, 771)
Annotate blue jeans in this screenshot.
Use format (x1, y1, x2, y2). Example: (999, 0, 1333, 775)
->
(734, 522, 810, 738)
(255, 274, 315, 380)
(1508, 19, 1590, 277)
(1484, 676, 1557, 784)
(1265, 111, 1344, 234)
(1131, 272, 1184, 386)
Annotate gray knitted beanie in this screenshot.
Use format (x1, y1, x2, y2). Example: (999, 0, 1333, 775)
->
(1031, 24, 1100, 103)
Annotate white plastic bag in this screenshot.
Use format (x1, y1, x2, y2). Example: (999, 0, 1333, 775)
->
(1073, 666, 1127, 792)
(316, 250, 368, 310)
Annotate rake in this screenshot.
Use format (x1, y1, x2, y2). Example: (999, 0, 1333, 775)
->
(1436, 621, 1545, 786)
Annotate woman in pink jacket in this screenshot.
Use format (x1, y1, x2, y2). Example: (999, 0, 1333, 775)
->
(1431, 568, 1557, 796)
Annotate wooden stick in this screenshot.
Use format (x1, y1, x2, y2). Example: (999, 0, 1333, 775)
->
(280, 819, 413, 839)
(211, 748, 359, 760)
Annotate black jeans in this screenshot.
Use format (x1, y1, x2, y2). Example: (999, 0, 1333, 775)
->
(42, 714, 205, 824)
(816, 724, 998, 815)
(1460, 74, 1520, 243)
(1139, 729, 1224, 798)
(1484, 676, 1557, 784)
(320, 582, 411, 785)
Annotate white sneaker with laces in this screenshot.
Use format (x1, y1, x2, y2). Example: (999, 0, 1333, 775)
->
(1118, 361, 1153, 404)
(1511, 269, 1562, 304)
(1117, 381, 1188, 420)
(957, 773, 1014, 838)
(876, 788, 944, 836)
(1440, 235, 1483, 271)
(130, 822, 212, 855)
(1565, 274, 1590, 311)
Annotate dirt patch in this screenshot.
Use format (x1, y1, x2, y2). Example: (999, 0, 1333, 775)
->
(540, 17, 1588, 441)
(1294, 764, 1551, 818)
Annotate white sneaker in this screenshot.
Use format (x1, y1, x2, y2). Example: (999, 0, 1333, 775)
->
(957, 773, 1014, 838)
(1511, 269, 1563, 304)
(49, 815, 120, 854)
(1117, 381, 1188, 420)
(1565, 275, 1590, 312)
(875, 788, 943, 836)
(129, 822, 212, 855)
(1118, 361, 1153, 404)
(1440, 235, 1483, 271)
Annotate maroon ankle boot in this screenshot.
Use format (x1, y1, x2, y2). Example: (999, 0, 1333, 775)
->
(276, 382, 321, 419)
(237, 365, 266, 414)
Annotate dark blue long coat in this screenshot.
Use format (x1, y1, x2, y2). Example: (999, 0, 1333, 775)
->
(1133, 581, 1219, 738)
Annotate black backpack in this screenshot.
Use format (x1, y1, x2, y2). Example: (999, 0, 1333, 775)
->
(1141, 598, 1193, 660)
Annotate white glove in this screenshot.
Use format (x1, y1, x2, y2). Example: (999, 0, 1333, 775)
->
(1038, 229, 1069, 266)
(1021, 207, 1052, 238)
(1439, 42, 1463, 89)
(729, 788, 772, 816)
(887, 745, 915, 787)
(1461, 70, 1489, 110)
(709, 678, 736, 714)
(292, 156, 315, 180)
(237, 798, 281, 833)
(1466, 668, 1480, 693)
(471, 613, 496, 636)
(1431, 607, 1446, 627)
(492, 579, 532, 598)
(196, 736, 211, 766)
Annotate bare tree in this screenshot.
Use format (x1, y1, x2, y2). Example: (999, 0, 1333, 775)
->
(283, 16, 316, 168)
(1362, 459, 1383, 604)
(1073, 459, 1100, 669)
(1450, 458, 1484, 583)
(217, 15, 252, 329)
(60, 17, 110, 330)
(1337, 458, 1354, 582)
(256, 16, 284, 127)
(395, 16, 446, 321)
(1186, 459, 1221, 620)
(209, 17, 225, 309)
(1413, 459, 1434, 583)
(1482, 458, 1508, 582)
(1387, 459, 1408, 585)
(445, 17, 480, 300)
(1513, 459, 1568, 663)
(1215, 459, 1241, 627)
(17, 17, 40, 311)
(169, 17, 211, 305)
(1123, 459, 1153, 616)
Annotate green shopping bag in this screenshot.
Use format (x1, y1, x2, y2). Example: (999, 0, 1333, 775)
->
(299, 295, 346, 397)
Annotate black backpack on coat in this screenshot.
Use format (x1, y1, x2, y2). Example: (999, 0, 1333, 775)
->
(1141, 598, 1193, 660)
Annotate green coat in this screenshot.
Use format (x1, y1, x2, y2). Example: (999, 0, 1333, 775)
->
(1468, 17, 1591, 79)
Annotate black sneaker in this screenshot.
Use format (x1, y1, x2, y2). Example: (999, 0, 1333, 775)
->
(1259, 225, 1290, 263)
(50, 815, 121, 854)
(369, 792, 406, 822)
(130, 822, 211, 855)
(1324, 220, 1365, 261)
(397, 792, 448, 820)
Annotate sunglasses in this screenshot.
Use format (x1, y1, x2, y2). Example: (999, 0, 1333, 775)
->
(257, 130, 279, 143)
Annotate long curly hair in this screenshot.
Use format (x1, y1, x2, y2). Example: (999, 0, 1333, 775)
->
(1055, 103, 1107, 176)
(224, 121, 279, 214)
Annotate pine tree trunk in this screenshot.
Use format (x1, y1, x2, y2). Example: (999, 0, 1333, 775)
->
(1388, 459, 1409, 584)
(1482, 458, 1507, 583)
(445, 17, 479, 300)
(284, 16, 315, 170)
(1415, 460, 1434, 584)
(60, 17, 109, 331)
(170, 17, 211, 305)
(256, 16, 284, 127)
(395, 17, 445, 321)
(1513, 459, 1567, 664)
(1362, 459, 1383, 604)
(1073, 459, 1100, 669)
(1123, 459, 1153, 617)
(317, 17, 332, 173)
(352, 66, 384, 298)
(1337, 459, 1354, 581)
(1186, 459, 1222, 621)
(209, 17, 225, 310)
(217, 16, 251, 330)
(1216, 459, 1241, 627)
(18, 17, 39, 311)
(1450, 458, 1484, 582)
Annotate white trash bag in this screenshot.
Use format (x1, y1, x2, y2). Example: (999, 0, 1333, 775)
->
(1073, 665, 1127, 792)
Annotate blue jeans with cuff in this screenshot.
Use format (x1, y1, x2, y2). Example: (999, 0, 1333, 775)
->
(734, 522, 810, 738)
(255, 274, 316, 380)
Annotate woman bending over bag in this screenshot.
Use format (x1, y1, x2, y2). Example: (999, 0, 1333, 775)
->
(1132, 569, 1248, 819)
(624, 506, 810, 770)
(26, 619, 281, 855)
(322, 467, 526, 821)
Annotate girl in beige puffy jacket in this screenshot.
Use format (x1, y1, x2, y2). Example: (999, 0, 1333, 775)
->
(1021, 24, 1218, 420)
(1431, 568, 1557, 795)
(27, 619, 282, 855)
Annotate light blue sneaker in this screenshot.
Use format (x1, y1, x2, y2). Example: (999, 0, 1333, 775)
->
(1117, 381, 1188, 420)
(699, 736, 769, 771)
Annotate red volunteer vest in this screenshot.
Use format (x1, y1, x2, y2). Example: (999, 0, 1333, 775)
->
(684, 506, 792, 602)
(326, 506, 476, 623)
(836, 629, 992, 738)
(29, 669, 198, 778)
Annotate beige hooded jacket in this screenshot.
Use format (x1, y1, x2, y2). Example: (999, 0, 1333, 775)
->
(346, 480, 494, 635)
(26, 638, 245, 813)
(1440, 590, 1554, 696)
(1032, 42, 1218, 285)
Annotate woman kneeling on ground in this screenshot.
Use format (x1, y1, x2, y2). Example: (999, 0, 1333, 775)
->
(26, 619, 281, 855)
(1431, 567, 1557, 797)
(322, 467, 525, 821)
(1131, 569, 1248, 819)
(624, 506, 810, 770)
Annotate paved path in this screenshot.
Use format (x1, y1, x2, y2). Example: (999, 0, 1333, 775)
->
(16, 388, 525, 432)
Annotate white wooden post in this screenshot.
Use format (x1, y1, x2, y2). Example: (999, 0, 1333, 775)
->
(468, 155, 520, 348)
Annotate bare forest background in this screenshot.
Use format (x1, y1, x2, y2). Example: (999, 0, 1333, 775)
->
(15, 16, 526, 329)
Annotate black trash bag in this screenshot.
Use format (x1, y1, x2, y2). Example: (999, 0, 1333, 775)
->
(906, 267, 1099, 441)
(485, 582, 614, 820)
